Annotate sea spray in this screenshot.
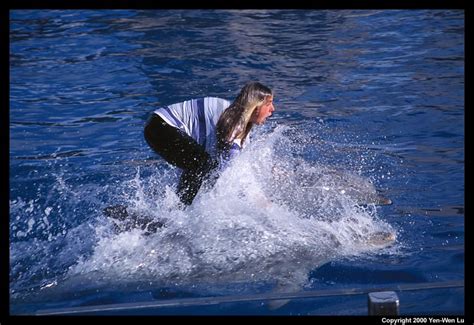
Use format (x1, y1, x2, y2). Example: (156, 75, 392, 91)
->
(10, 123, 397, 303)
(67, 124, 396, 290)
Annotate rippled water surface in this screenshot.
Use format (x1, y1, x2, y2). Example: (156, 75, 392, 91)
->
(9, 10, 464, 315)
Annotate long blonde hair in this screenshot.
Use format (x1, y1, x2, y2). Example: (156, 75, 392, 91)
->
(216, 82, 273, 153)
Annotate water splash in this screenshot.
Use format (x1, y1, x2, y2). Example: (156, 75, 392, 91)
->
(10, 124, 397, 304)
(72, 126, 394, 289)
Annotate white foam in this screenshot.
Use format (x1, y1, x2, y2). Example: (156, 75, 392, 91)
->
(66, 124, 396, 292)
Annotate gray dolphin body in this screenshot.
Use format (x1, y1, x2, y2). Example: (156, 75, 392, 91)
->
(270, 161, 392, 217)
(103, 205, 164, 235)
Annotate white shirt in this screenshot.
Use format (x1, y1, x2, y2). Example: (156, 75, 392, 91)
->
(153, 97, 231, 157)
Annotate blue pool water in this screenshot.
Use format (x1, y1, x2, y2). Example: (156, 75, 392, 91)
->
(9, 10, 464, 315)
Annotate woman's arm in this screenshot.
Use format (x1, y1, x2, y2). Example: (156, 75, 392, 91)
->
(219, 141, 241, 169)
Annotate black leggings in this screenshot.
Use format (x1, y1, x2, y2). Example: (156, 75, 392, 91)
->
(144, 114, 217, 205)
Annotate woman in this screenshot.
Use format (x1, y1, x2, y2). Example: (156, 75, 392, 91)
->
(144, 81, 275, 205)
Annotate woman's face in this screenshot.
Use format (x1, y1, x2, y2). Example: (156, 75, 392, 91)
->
(251, 96, 275, 125)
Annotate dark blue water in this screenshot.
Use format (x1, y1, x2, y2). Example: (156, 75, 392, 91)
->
(9, 10, 464, 315)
